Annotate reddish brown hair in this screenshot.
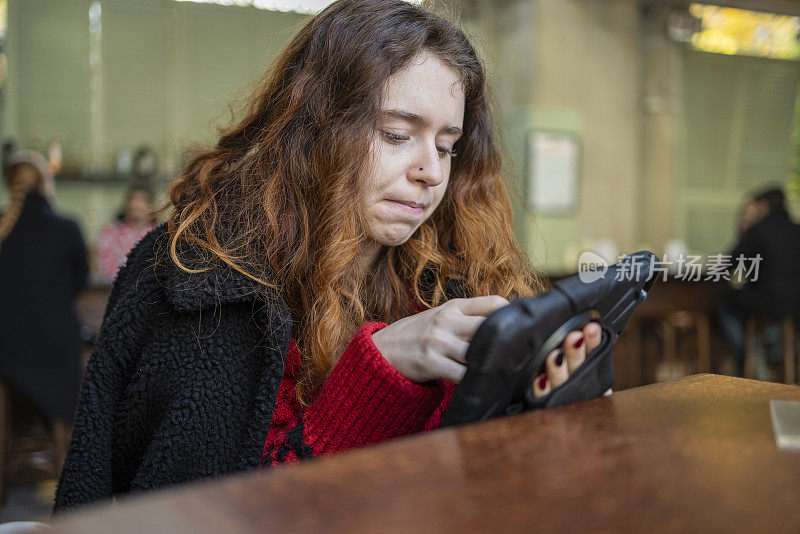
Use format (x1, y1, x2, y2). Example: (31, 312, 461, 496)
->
(168, 0, 544, 404)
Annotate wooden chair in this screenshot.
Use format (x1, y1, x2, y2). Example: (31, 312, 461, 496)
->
(654, 311, 711, 382)
(744, 316, 797, 384)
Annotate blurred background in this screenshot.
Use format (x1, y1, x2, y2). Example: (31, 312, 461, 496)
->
(0, 0, 798, 521)
(1, 0, 798, 272)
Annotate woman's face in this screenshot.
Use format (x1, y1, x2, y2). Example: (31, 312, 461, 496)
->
(359, 50, 465, 265)
(125, 191, 152, 225)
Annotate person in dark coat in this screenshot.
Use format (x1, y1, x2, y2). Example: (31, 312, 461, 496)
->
(54, 0, 606, 513)
(727, 188, 800, 318)
(0, 150, 89, 423)
(716, 186, 800, 371)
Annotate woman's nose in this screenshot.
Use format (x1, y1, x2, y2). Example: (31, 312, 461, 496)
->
(411, 146, 444, 187)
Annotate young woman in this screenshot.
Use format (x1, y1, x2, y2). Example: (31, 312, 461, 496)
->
(54, 0, 602, 512)
(95, 186, 156, 283)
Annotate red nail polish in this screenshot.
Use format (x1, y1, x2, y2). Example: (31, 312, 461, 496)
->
(538, 374, 547, 390)
(574, 336, 584, 349)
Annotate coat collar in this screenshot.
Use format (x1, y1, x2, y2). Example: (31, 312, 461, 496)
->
(150, 224, 277, 311)
(22, 193, 52, 214)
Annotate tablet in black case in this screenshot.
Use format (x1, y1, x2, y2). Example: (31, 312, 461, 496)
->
(442, 251, 659, 427)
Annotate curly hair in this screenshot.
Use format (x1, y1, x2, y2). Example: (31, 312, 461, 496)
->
(167, 0, 544, 404)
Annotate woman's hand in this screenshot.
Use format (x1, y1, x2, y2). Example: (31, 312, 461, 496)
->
(530, 322, 604, 398)
(373, 296, 610, 400)
(372, 296, 509, 383)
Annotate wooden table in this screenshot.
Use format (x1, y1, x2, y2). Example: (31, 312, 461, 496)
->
(53, 375, 800, 533)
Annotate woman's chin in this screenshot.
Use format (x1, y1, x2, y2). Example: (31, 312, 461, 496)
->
(369, 224, 419, 248)
(375, 233, 415, 248)
(379, 237, 411, 248)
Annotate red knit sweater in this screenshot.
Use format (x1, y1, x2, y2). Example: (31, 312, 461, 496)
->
(259, 322, 455, 467)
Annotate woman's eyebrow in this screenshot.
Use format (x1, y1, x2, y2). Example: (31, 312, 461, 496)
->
(381, 109, 463, 136)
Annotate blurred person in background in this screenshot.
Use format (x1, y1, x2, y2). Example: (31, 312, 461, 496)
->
(736, 194, 762, 235)
(0, 150, 89, 425)
(716, 186, 800, 375)
(54, 0, 606, 513)
(94, 185, 156, 283)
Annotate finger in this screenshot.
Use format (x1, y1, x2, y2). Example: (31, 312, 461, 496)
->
(545, 348, 568, 389)
(453, 295, 509, 317)
(563, 330, 586, 374)
(531, 373, 550, 399)
(432, 356, 467, 384)
(583, 322, 602, 354)
(450, 314, 486, 342)
(439, 334, 470, 365)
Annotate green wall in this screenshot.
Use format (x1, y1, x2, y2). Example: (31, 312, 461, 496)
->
(463, 0, 799, 273)
(678, 49, 800, 254)
(1, 0, 307, 248)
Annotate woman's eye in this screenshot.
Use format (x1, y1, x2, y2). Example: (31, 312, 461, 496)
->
(381, 131, 408, 143)
(380, 131, 457, 158)
(437, 146, 457, 158)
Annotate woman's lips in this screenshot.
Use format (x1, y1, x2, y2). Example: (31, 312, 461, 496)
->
(386, 199, 424, 215)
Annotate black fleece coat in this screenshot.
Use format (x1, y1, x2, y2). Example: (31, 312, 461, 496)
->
(727, 209, 800, 318)
(0, 193, 88, 422)
(53, 224, 293, 513)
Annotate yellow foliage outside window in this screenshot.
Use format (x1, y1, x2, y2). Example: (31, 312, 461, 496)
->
(690, 3, 800, 60)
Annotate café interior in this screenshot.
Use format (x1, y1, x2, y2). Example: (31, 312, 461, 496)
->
(0, 0, 799, 531)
